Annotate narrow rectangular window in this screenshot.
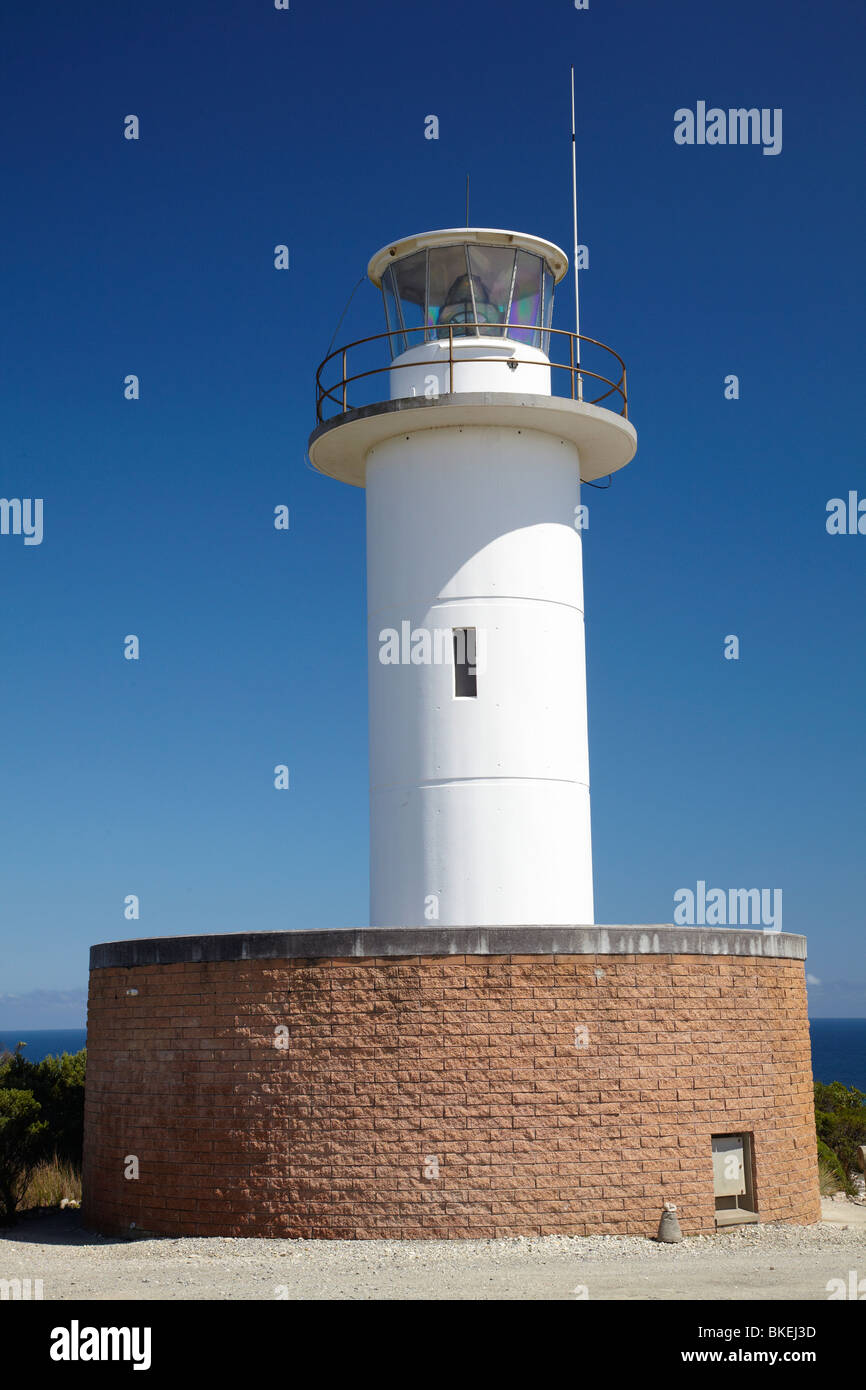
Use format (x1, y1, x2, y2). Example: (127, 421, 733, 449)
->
(453, 627, 477, 698)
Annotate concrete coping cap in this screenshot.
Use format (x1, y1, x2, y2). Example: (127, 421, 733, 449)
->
(89, 925, 807, 969)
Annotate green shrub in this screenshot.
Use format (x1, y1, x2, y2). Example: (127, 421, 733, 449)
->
(0, 1044, 85, 1165)
(0, 1088, 48, 1225)
(814, 1080, 866, 1182)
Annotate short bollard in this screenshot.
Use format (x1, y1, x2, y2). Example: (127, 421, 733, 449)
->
(657, 1203, 683, 1243)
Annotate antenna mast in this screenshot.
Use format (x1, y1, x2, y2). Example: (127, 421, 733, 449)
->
(570, 66, 583, 401)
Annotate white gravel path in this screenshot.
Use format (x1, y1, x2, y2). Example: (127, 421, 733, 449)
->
(2, 1200, 864, 1301)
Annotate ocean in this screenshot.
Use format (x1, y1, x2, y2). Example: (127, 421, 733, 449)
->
(2, 1021, 865, 1090)
(807, 1019, 866, 1090)
(0, 1029, 87, 1061)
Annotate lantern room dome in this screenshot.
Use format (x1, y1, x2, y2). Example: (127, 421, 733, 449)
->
(367, 228, 569, 286)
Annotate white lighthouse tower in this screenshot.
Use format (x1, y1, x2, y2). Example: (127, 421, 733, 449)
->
(309, 228, 636, 928)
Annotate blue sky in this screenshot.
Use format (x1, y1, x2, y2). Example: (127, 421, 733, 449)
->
(1, 0, 864, 1024)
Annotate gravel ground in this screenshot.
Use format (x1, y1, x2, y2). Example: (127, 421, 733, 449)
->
(2, 1199, 864, 1301)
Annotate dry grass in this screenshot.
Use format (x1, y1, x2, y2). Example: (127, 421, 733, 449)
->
(20, 1157, 81, 1210)
(818, 1156, 846, 1196)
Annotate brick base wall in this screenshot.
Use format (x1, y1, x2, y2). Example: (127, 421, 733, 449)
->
(82, 949, 820, 1239)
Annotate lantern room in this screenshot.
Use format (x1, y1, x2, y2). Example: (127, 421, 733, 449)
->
(366, 228, 569, 398)
(368, 228, 567, 354)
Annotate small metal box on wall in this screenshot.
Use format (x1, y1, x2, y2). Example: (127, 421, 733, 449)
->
(712, 1134, 747, 1197)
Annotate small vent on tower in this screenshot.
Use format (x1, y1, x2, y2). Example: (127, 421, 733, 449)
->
(453, 628, 477, 698)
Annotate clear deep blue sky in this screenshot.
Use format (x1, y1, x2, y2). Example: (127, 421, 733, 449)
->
(2, 0, 864, 1024)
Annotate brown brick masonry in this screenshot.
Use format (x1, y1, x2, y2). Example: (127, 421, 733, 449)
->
(82, 939, 820, 1239)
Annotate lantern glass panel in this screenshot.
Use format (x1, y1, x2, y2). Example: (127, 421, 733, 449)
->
(505, 251, 544, 348)
(392, 251, 427, 351)
(381, 266, 406, 357)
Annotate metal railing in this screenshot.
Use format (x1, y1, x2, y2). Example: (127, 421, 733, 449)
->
(315, 323, 628, 424)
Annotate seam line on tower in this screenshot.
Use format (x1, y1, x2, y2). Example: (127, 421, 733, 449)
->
(371, 775, 591, 791)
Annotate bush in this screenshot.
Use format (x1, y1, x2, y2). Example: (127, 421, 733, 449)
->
(0, 1088, 48, 1225)
(0, 1044, 85, 1165)
(814, 1080, 866, 1184)
(0, 1044, 86, 1223)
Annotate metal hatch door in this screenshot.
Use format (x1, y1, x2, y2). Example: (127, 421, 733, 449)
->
(712, 1134, 746, 1197)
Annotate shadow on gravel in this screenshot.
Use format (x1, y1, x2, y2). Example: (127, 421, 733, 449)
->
(0, 1209, 140, 1248)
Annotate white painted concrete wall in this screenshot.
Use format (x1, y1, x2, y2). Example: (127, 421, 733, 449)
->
(389, 340, 551, 400)
(366, 422, 593, 927)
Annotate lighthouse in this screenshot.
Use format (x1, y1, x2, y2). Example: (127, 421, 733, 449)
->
(309, 228, 636, 928)
(84, 234, 820, 1246)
